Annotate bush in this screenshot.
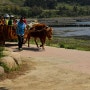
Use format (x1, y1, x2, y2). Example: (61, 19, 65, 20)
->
(59, 43, 65, 48)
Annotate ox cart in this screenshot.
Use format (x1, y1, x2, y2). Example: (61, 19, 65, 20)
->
(0, 23, 53, 50)
(0, 25, 28, 46)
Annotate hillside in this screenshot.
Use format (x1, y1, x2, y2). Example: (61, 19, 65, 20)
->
(0, 0, 90, 9)
(0, 0, 25, 6)
(24, 0, 90, 8)
(9, 0, 25, 6)
(57, 0, 90, 5)
(0, 0, 90, 18)
(0, 0, 90, 8)
(0, 0, 13, 4)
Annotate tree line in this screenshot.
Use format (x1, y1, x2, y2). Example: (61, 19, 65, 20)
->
(0, 0, 90, 18)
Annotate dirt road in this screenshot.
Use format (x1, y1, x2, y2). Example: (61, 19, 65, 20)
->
(0, 42, 90, 90)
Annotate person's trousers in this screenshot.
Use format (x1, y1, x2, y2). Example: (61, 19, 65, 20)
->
(17, 35, 24, 49)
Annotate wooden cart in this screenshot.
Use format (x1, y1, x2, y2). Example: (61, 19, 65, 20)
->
(0, 25, 28, 45)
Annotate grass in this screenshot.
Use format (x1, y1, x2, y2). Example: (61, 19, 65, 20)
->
(28, 36, 90, 51)
(45, 36, 90, 51)
(0, 46, 4, 58)
(11, 33, 88, 51)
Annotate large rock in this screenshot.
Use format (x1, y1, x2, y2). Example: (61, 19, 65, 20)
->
(2, 48, 22, 65)
(4, 47, 13, 52)
(0, 56, 18, 70)
(10, 52, 22, 65)
(2, 50, 11, 56)
(0, 66, 4, 75)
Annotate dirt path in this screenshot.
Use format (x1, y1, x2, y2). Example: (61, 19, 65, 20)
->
(0, 42, 90, 90)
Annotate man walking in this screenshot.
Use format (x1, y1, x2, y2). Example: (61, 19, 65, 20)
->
(16, 16, 26, 50)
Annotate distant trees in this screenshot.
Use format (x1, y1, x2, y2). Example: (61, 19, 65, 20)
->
(0, 0, 90, 18)
(57, 0, 90, 5)
(30, 6, 43, 17)
(56, 4, 90, 17)
(24, 0, 57, 9)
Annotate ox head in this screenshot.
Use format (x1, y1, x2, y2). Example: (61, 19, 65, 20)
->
(46, 27, 53, 40)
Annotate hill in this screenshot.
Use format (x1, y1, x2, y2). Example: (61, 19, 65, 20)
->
(24, 0, 90, 8)
(0, 0, 12, 4)
(0, 0, 90, 18)
(0, 0, 25, 6)
(57, 0, 90, 5)
(0, 0, 90, 6)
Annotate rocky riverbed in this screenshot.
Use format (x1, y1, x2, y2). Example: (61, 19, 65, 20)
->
(27, 16, 90, 27)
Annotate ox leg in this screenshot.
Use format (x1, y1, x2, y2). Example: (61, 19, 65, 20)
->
(26, 35, 30, 47)
(34, 38, 39, 48)
(40, 38, 45, 50)
(28, 38, 30, 47)
(23, 36, 28, 44)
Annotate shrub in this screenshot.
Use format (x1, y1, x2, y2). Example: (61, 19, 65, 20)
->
(59, 43, 65, 48)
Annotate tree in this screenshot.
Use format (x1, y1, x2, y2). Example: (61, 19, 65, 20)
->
(30, 6, 43, 17)
(24, 0, 57, 9)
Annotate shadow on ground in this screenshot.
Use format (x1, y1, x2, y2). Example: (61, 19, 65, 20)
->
(23, 47, 45, 52)
(5, 43, 18, 47)
(5, 42, 44, 52)
(13, 47, 44, 52)
(0, 87, 8, 90)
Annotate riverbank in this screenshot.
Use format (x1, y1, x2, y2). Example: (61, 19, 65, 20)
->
(27, 16, 90, 27)
(49, 24, 90, 27)
(45, 36, 90, 51)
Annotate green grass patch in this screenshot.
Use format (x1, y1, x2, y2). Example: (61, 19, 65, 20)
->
(27, 36, 90, 51)
(49, 37, 90, 51)
(0, 46, 4, 58)
(0, 62, 20, 73)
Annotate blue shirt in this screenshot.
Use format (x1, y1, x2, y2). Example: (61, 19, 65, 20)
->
(16, 21, 26, 36)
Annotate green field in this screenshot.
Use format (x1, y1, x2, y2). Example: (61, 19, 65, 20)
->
(46, 36, 90, 51)
(0, 46, 4, 58)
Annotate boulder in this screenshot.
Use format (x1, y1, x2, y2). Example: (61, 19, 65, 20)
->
(0, 56, 18, 70)
(4, 47, 13, 52)
(10, 52, 22, 65)
(2, 50, 11, 56)
(0, 66, 4, 75)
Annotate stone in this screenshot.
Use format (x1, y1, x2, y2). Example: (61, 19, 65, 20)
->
(0, 56, 18, 70)
(0, 66, 4, 75)
(10, 52, 22, 65)
(2, 50, 11, 56)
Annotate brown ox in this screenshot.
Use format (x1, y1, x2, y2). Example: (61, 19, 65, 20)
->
(26, 25, 53, 50)
(33, 23, 47, 30)
(26, 23, 47, 30)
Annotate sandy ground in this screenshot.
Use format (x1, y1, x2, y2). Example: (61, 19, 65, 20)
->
(0, 42, 90, 90)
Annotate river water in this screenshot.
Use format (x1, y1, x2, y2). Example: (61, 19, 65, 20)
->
(53, 21, 90, 37)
